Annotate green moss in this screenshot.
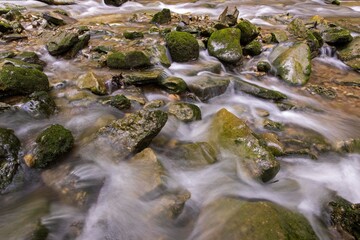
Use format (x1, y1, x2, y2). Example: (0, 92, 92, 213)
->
(0, 66, 50, 97)
(151, 8, 171, 24)
(65, 32, 90, 59)
(236, 19, 259, 45)
(322, 27, 353, 46)
(107, 51, 151, 69)
(159, 76, 187, 94)
(168, 102, 201, 122)
(123, 31, 144, 39)
(0, 20, 12, 33)
(271, 30, 288, 43)
(33, 124, 74, 168)
(243, 40, 262, 56)
(208, 28, 242, 63)
(109, 94, 131, 110)
(165, 31, 199, 62)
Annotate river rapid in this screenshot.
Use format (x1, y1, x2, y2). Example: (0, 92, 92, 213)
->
(0, 0, 359, 240)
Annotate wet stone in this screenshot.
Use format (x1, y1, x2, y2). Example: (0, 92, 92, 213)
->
(151, 8, 171, 25)
(187, 75, 230, 101)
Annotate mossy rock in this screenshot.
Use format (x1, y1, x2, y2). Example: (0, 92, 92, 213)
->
(260, 132, 285, 156)
(306, 30, 323, 58)
(159, 76, 187, 94)
(1, 58, 44, 71)
(14, 51, 46, 67)
(28, 124, 74, 169)
(187, 75, 230, 101)
(107, 51, 151, 69)
(21, 91, 57, 119)
(77, 71, 107, 95)
(0, 66, 50, 97)
(209, 109, 279, 182)
(97, 110, 168, 158)
(64, 32, 90, 59)
(243, 40, 262, 56)
(271, 30, 288, 43)
(0, 20, 12, 33)
(322, 27, 353, 46)
(165, 31, 199, 62)
(208, 28, 242, 63)
(236, 19, 259, 45)
(122, 70, 162, 85)
(123, 31, 144, 39)
(108, 94, 131, 110)
(143, 99, 166, 110)
(234, 78, 287, 100)
(263, 119, 284, 131)
(46, 31, 79, 56)
(287, 18, 308, 38)
(257, 61, 271, 72)
(192, 197, 318, 240)
(104, 0, 127, 6)
(338, 36, 360, 70)
(337, 138, 360, 153)
(151, 8, 171, 25)
(168, 102, 201, 122)
(269, 42, 311, 86)
(0, 127, 21, 191)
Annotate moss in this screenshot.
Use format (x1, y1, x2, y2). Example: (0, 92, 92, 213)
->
(109, 94, 131, 110)
(242, 40, 262, 56)
(22, 91, 57, 118)
(143, 100, 166, 110)
(151, 8, 171, 24)
(107, 51, 151, 69)
(0, 66, 50, 97)
(165, 31, 199, 62)
(123, 31, 144, 39)
(159, 76, 187, 94)
(168, 102, 201, 122)
(208, 28, 242, 63)
(32, 124, 74, 168)
(337, 36, 360, 70)
(236, 19, 259, 45)
(260, 132, 285, 156)
(107, 52, 126, 68)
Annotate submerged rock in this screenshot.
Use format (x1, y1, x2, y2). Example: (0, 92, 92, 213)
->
(209, 109, 280, 182)
(104, 0, 127, 6)
(107, 51, 152, 69)
(338, 36, 360, 70)
(192, 197, 318, 240)
(165, 31, 199, 62)
(322, 27, 353, 46)
(208, 28, 242, 64)
(168, 102, 201, 122)
(234, 78, 287, 100)
(21, 91, 57, 119)
(0, 65, 50, 97)
(187, 75, 230, 101)
(97, 110, 168, 158)
(151, 8, 171, 25)
(0, 127, 21, 191)
(269, 42, 311, 86)
(236, 19, 259, 45)
(25, 124, 74, 168)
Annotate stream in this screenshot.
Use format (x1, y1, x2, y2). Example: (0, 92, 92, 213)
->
(0, 0, 359, 239)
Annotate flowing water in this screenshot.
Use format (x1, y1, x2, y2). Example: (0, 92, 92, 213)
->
(0, 0, 360, 239)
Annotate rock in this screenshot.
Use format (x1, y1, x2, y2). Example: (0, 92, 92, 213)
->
(306, 30, 323, 58)
(25, 124, 74, 168)
(324, 0, 340, 5)
(287, 18, 308, 38)
(327, 197, 360, 239)
(165, 31, 199, 62)
(336, 138, 360, 153)
(122, 69, 162, 85)
(263, 119, 284, 131)
(242, 40, 262, 56)
(306, 84, 337, 99)
(269, 42, 311, 86)
(1, 58, 44, 71)
(159, 76, 187, 94)
(108, 94, 131, 110)
(257, 61, 271, 72)
(0, 66, 50, 97)
(256, 108, 270, 117)
(111, 85, 146, 105)
(236, 19, 259, 45)
(168, 102, 201, 122)
(2, 33, 27, 42)
(192, 197, 318, 240)
(338, 36, 360, 70)
(107, 51, 152, 69)
(271, 30, 288, 43)
(151, 8, 171, 25)
(77, 71, 107, 95)
(260, 132, 285, 156)
(143, 100, 166, 110)
(97, 110, 168, 158)
(21, 91, 57, 119)
(14, 51, 46, 67)
(209, 109, 279, 182)
(64, 32, 90, 59)
(207, 28, 242, 64)
(43, 11, 75, 26)
(0, 127, 20, 191)
(152, 44, 171, 67)
(322, 27, 353, 46)
(187, 75, 230, 101)
(104, 0, 127, 6)
(234, 78, 287, 100)
(46, 31, 79, 56)
(36, 0, 75, 5)
(0, 20, 12, 33)
(218, 6, 239, 27)
(0, 51, 15, 59)
(123, 31, 144, 39)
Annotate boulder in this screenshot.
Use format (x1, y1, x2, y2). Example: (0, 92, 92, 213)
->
(21, 91, 57, 119)
(0, 66, 50, 97)
(151, 8, 171, 25)
(143, 100, 166, 110)
(107, 51, 152, 69)
(159, 76, 187, 94)
(322, 27, 353, 46)
(0, 20, 12, 33)
(208, 28, 242, 63)
(338, 36, 360, 70)
(0, 127, 21, 191)
(236, 19, 259, 45)
(269, 43, 311, 85)
(104, 0, 127, 6)
(191, 197, 318, 240)
(234, 78, 287, 100)
(46, 31, 79, 56)
(97, 110, 168, 158)
(209, 109, 280, 182)
(25, 124, 74, 168)
(187, 75, 230, 101)
(263, 119, 284, 131)
(168, 102, 201, 122)
(242, 40, 262, 56)
(165, 31, 199, 62)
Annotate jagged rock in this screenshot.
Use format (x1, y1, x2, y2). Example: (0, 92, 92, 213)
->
(21, 91, 57, 118)
(234, 78, 287, 100)
(263, 119, 284, 131)
(209, 109, 280, 182)
(64, 32, 90, 59)
(168, 102, 201, 122)
(218, 6, 239, 27)
(43, 11, 76, 26)
(260, 132, 285, 156)
(271, 30, 288, 43)
(165, 31, 199, 62)
(208, 28, 242, 63)
(14, 51, 46, 67)
(187, 75, 230, 101)
(122, 70, 162, 85)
